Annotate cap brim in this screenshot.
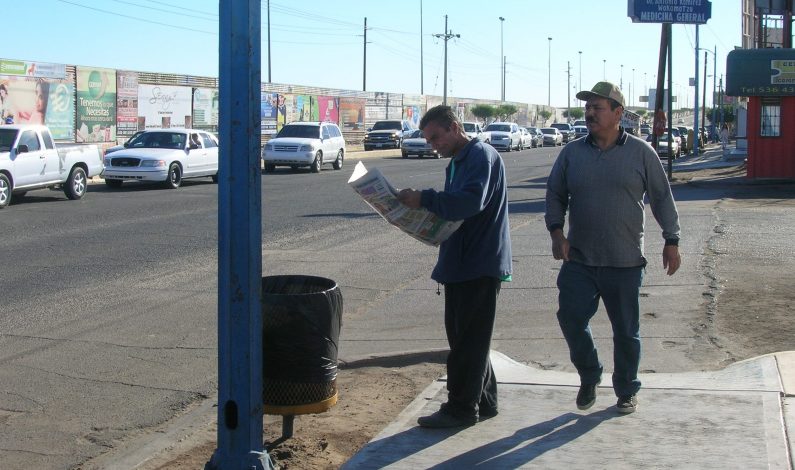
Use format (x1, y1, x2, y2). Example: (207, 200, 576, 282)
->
(576, 90, 603, 102)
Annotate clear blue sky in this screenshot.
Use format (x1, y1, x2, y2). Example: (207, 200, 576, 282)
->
(6, 0, 740, 109)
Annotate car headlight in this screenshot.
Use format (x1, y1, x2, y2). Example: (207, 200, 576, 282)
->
(264, 143, 273, 152)
(103, 157, 111, 166)
(299, 144, 314, 152)
(140, 160, 166, 168)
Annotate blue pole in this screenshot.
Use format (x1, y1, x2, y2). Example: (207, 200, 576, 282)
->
(693, 25, 700, 156)
(208, 0, 272, 468)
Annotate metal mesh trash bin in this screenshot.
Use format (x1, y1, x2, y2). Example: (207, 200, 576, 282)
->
(261, 275, 342, 420)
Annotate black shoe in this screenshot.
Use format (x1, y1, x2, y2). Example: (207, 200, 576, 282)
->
(617, 395, 638, 414)
(576, 380, 601, 410)
(478, 407, 498, 421)
(417, 409, 477, 428)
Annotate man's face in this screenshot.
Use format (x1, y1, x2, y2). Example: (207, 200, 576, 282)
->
(584, 97, 622, 136)
(422, 120, 459, 158)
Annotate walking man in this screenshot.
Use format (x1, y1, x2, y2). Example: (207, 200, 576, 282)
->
(398, 105, 512, 427)
(545, 82, 681, 414)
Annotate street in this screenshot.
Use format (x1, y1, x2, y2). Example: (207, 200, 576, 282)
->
(1, 144, 793, 469)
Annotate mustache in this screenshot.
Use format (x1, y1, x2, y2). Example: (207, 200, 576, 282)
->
(585, 118, 596, 123)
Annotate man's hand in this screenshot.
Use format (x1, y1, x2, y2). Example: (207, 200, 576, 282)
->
(662, 245, 681, 276)
(550, 229, 570, 261)
(397, 188, 422, 209)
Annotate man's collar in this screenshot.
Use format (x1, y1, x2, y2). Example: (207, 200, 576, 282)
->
(584, 126, 629, 147)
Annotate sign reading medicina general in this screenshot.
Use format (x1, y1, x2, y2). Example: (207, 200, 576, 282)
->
(627, 0, 712, 24)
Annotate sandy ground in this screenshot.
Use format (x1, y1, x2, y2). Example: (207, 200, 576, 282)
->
(138, 163, 795, 470)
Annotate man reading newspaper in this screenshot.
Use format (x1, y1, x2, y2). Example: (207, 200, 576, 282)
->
(397, 105, 512, 428)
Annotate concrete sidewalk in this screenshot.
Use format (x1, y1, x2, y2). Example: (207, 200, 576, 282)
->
(344, 350, 795, 469)
(673, 143, 747, 172)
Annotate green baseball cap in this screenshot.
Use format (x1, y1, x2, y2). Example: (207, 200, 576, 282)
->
(576, 81, 625, 107)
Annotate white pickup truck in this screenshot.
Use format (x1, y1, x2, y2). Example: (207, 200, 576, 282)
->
(0, 124, 103, 208)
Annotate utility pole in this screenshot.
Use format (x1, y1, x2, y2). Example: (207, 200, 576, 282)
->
(712, 45, 717, 141)
(693, 24, 700, 156)
(578, 51, 582, 91)
(434, 15, 459, 106)
(499, 17, 505, 101)
(267, 0, 271, 83)
(420, 0, 424, 94)
(567, 61, 571, 123)
(363, 18, 368, 91)
(547, 37, 552, 107)
(701, 50, 708, 139)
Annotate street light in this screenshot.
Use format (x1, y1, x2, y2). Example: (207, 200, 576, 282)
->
(547, 37, 552, 107)
(499, 17, 505, 101)
(620, 64, 624, 90)
(578, 51, 582, 91)
(603, 59, 606, 80)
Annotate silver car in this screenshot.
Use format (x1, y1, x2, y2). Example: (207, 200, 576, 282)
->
(484, 122, 521, 151)
(541, 127, 563, 146)
(401, 129, 439, 158)
(262, 122, 346, 173)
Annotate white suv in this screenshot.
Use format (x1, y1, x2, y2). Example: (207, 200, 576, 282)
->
(262, 122, 345, 173)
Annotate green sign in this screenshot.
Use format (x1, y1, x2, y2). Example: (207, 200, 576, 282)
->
(726, 49, 795, 96)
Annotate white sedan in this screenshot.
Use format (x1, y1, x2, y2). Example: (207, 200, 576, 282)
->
(102, 129, 219, 189)
(541, 127, 563, 146)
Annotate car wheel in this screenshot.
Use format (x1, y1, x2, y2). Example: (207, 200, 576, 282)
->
(332, 150, 343, 170)
(64, 166, 87, 200)
(105, 179, 123, 188)
(0, 173, 10, 209)
(264, 164, 275, 173)
(164, 163, 182, 188)
(311, 152, 322, 173)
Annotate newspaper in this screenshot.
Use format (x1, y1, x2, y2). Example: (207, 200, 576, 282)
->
(348, 161, 462, 247)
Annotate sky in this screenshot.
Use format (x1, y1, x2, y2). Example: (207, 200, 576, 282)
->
(6, 0, 741, 110)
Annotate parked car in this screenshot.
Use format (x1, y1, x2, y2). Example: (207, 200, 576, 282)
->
(676, 126, 690, 152)
(646, 132, 680, 159)
(262, 121, 345, 173)
(104, 130, 145, 156)
(551, 123, 576, 143)
(103, 129, 219, 188)
(640, 125, 651, 137)
(573, 125, 588, 140)
(527, 127, 544, 148)
(573, 119, 586, 127)
(0, 124, 103, 208)
(519, 127, 534, 149)
(363, 120, 415, 150)
(400, 129, 439, 158)
(484, 122, 522, 151)
(462, 121, 490, 143)
(541, 127, 563, 146)
(666, 128, 683, 157)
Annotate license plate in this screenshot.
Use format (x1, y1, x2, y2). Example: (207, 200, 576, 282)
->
(375, 143, 383, 148)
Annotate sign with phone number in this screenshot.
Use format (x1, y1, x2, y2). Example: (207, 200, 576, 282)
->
(727, 49, 795, 96)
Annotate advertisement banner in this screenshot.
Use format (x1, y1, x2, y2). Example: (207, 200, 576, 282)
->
(117, 71, 139, 137)
(0, 59, 66, 79)
(313, 96, 339, 124)
(287, 94, 311, 123)
(404, 105, 421, 128)
(261, 92, 278, 134)
(76, 66, 117, 143)
(0, 76, 74, 139)
(340, 98, 365, 131)
(138, 84, 192, 130)
(193, 87, 218, 130)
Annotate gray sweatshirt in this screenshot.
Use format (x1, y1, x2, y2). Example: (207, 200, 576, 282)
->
(544, 130, 680, 268)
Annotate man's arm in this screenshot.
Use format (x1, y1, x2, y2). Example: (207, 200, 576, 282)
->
(550, 228, 570, 261)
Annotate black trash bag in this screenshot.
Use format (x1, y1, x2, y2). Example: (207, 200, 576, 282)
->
(261, 275, 342, 407)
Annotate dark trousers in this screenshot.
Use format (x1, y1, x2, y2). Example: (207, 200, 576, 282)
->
(556, 261, 644, 397)
(442, 277, 500, 418)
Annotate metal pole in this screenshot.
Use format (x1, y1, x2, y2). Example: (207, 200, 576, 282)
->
(443, 15, 448, 105)
(363, 18, 367, 91)
(567, 60, 571, 122)
(547, 37, 552, 107)
(667, 23, 674, 180)
(603, 59, 606, 80)
(701, 50, 708, 143)
(267, 0, 271, 83)
(693, 24, 700, 156)
(712, 45, 717, 141)
(499, 17, 505, 101)
(420, 0, 423, 94)
(209, 0, 271, 467)
(578, 51, 582, 91)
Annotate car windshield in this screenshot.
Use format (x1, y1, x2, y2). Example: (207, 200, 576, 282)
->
(128, 132, 186, 149)
(372, 121, 401, 131)
(0, 128, 18, 152)
(276, 125, 320, 139)
(551, 124, 568, 130)
(463, 123, 477, 132)
(485, 124, 511, 132)
(407, 130, 423, 138)
(541, 128, 556, 134)
(528, 127, 538, 133)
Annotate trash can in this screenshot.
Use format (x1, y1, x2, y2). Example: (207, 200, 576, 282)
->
(261, 275, 342, 419)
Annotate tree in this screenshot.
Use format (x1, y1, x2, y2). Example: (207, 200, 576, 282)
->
(470, 104, 495, 123)
(564, 108, 584, 120)
(538, 110, 552, 125)
(636, 109, 647, 119)
(495, 104, 518, 121)
(705, 105, 735, 125)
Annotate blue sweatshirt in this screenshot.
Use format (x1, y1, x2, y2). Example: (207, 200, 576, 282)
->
(420, 138, 512, 284)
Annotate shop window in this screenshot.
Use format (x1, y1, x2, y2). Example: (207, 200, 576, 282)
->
(760, 97, 781, 137)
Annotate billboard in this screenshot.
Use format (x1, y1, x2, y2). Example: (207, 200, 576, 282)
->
(117, 71, 139, 136)
(0, 76, 74, 139)
(76, 66, 117, 143)
(628, 0, 712, 24)
(138, 84, 192, 129)
(193, 87, 218, 130)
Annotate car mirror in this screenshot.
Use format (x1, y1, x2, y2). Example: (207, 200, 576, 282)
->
(366, 127, 372, 132)
(16, 144, 29, 154)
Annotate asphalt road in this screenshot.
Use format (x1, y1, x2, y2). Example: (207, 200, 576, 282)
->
(0, 143, 734, 469)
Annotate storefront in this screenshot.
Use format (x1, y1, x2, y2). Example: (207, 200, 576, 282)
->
(727, 48, 795, 179)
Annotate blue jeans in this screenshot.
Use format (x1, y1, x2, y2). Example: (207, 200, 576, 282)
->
(556, 261, 644, 397)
